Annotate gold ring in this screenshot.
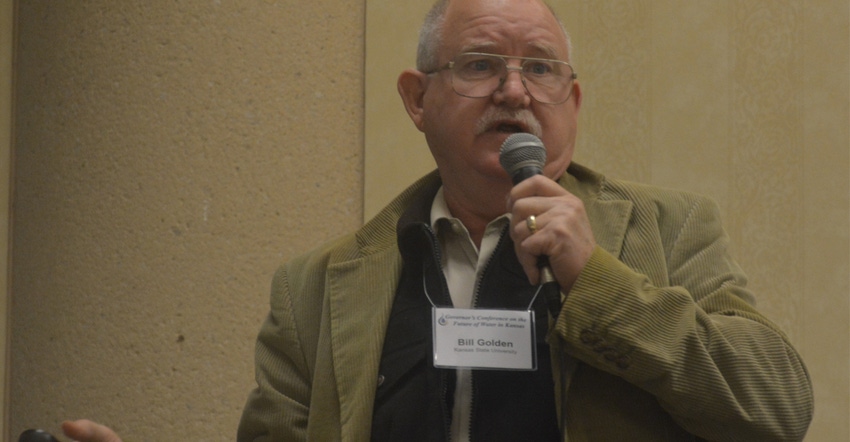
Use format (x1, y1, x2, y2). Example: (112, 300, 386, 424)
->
(526, 215, 538, 235)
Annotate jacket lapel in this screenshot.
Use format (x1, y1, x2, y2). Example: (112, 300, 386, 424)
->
(327, 244, 403, 440)
(585, 198, 632, 257)
(562, 163, 632, 257)
(324, 172, 440, 439)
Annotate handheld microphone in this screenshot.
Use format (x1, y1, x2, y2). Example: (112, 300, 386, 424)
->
(500, 133, 562, 318)
(499, 132, 547, 184)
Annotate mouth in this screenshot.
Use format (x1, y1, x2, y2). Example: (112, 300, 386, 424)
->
(491, 120, 529, 134)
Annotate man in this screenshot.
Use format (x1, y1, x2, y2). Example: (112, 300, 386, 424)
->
(235, 0, 812, 440)
(65, 0, 814, 440)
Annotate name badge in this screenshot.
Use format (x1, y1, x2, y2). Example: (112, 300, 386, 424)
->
(432, 307, 537, 371)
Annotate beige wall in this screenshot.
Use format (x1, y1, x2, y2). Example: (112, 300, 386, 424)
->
(10, 1, 363, 440)
(8, 1, 848, 442)
(365, 1, 849, 441)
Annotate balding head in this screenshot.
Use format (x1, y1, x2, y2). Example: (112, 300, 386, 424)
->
(415, 0, 573, 72)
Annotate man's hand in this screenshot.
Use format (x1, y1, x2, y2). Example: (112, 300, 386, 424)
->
(507, 174, 596, 292)
(61, 420, 122, 442)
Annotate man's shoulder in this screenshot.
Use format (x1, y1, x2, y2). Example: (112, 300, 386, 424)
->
(569, 162, 715, 208)
(284, 170, 442, 272)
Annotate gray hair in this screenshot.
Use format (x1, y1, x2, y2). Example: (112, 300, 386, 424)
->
(416, 0, 574, 72)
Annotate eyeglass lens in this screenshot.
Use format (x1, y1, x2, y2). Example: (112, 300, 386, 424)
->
(450, 53, 575, 104)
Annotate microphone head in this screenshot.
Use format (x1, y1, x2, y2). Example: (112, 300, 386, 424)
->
(499, 133, 547, 182)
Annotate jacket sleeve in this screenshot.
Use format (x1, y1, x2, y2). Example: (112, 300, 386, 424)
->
(554, 193, 814, 441)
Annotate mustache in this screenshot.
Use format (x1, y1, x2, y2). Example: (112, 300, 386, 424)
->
(474, 107, 543, 139)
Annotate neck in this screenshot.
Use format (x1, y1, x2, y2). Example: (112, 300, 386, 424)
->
(442, 186, 507, 248)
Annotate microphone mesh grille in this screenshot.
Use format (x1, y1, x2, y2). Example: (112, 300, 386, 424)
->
(499, 133, 547, 176)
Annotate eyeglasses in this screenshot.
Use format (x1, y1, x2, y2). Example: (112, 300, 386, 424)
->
(428, 52, 578, 105)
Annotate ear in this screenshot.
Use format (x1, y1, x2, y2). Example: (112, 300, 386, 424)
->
(397, 68, 429, 132)
(570, 81, 583, 112)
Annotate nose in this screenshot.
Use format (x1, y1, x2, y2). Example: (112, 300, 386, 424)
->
(492, 67, 531, 107)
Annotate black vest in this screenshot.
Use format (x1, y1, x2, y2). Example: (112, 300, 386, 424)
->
(370, 188, 560, 441)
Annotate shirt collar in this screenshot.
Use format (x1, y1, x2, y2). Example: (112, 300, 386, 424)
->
(430, 186, 511, 238)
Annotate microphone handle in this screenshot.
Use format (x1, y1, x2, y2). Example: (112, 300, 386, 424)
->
(509, 165, 563, 318)
(536, 256, 562, 318)
(511, 166, 543, 185)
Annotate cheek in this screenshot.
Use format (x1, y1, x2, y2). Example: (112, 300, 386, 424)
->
(541, 118, 578, 175)
(543, 143, 573, 176)
(424, 98, 477, 143)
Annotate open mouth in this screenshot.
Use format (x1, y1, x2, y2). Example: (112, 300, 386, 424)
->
(494, 122, 527, 133)
(493, 121, 528, 134)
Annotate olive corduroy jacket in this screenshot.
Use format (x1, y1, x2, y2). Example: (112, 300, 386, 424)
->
(237, 163, 813, 441)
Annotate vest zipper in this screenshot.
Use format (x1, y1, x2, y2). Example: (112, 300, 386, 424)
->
(418, 223, 455, 441)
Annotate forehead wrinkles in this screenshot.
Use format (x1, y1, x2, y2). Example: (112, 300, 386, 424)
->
(459, 41, 561, 60)
(445, 10, 567, 60)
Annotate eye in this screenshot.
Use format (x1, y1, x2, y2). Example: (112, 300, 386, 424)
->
(466, 57, 497, 73)
(524, 61, 554, 76)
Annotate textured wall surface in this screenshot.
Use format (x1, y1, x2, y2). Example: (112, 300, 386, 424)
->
(366, 1, 849, 441)
(11, 1, 363, 440)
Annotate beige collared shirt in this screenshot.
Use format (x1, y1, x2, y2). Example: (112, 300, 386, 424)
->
(430, 187, 510, 442)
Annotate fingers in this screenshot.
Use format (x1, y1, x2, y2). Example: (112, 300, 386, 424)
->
(506, 175, 565, 242)
(61, 420, 123, 442)
(507, 175, 596, 290)
(505, 174, 566, 210)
